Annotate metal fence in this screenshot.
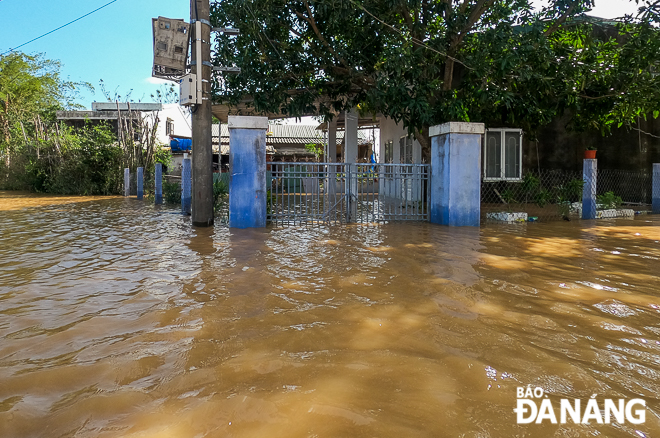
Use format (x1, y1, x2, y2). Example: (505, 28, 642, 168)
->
(267, 162, 429, 225)
(124, 168, 155, 197)
(481, 169, 654, 222)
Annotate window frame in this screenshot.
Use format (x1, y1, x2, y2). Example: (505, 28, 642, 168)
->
(166, 117, 174, 136)
(384, 140, 393, 164)
(482, 128, 523, 181)
(399, 136, 413, 164)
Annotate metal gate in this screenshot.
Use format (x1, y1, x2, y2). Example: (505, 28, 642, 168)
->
(267, 162, 430, 225)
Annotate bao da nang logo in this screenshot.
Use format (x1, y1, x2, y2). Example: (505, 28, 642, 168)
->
(514, 386, 646, 424)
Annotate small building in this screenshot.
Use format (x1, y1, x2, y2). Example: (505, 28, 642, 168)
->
(56, 102, 191, 146)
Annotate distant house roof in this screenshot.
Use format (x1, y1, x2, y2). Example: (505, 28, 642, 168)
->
(57, 102, 164, 121)
(212, 123, 372, 145)
(91, 102, 162, 112)
(210, 123, 372, 156)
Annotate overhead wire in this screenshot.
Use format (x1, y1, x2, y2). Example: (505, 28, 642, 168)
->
(346, 0, 474, 70)
(1, 0, 119, 56)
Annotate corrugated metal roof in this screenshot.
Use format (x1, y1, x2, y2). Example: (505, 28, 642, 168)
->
(212, 123, 372, 146)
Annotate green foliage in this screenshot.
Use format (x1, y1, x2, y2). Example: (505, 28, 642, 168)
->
(534, 188, 553, 208)
(304, 142, 323, 161)
(1, 52, 90, 147)
(163, 180, 181, 205)
(521, 173, 540, 194)
(211, 0, 660, 154)
(597, 191, 622, 209)
(500, 189, 517, 204)
(0, 123, 122, 195)
(153, 147, 172, 171)
(557, 178, 585, 203)
(213, 178, 229, 213)
(557, 201, 571, 218)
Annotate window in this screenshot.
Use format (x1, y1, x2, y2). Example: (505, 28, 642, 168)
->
(166, 118, 174, 136)
(384, 140, 393, 163)
(483, 129, 522, 180)
(399, 136, 413, 164)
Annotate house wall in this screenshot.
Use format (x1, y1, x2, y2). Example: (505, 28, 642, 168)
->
(378, 117, 422, 164)
(155, 104, 191, 145)
(522, 114, 660, 173)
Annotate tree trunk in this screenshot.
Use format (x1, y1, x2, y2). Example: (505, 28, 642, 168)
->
(414, 125, 431, 163)
(1, 100, 10, 144)
(443, 58, 455, 91)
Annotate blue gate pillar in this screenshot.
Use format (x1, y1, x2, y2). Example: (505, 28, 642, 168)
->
(182, 155, 192, 215)
(429, 122, 484, 226)
(136, 167, 144, 200)
(582, 158, 597, 220)
(653, 163, 660, 214)
(154, 163, 163, 205)
(124, 168, 130, 197)
(228, 116, 268, 228)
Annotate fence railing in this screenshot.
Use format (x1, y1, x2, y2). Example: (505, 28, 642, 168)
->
(267, 162, 429, 225)
(481, 169, 654, 222)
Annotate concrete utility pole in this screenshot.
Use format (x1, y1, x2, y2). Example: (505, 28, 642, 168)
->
(190, 0, 214, 227)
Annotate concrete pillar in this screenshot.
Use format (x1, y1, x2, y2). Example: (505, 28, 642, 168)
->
(429, 122, 484, 226)
(155, 163, 163, 205)
(124, 168, 130, 197)
(344, 108, 358, 163)
(228, 116, 268, 228)
(652, 163, 660, 214)
(326, 118, 338, 203)
(582, 158, 597, 220)
(182, 155, 192, 215)
(136, 167, 144, 200)
(327, 118, 337, 163)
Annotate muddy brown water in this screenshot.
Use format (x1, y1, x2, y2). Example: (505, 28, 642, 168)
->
(1, 191, 659, 437)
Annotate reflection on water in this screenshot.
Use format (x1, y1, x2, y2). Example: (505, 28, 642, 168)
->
(0, 192, 659, 437)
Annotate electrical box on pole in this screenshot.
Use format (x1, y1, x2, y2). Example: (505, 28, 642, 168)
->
(152, 17, 190, 80)
(179, 74, 197, 106)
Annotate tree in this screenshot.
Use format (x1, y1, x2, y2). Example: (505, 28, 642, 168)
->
(0, 52, 88, 147)
(210, 0, 660, 157)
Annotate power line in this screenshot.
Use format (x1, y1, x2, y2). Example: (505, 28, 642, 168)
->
(1, 0, 118, 56)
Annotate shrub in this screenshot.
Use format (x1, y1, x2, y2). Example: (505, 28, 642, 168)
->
(597, 191, 622, 209)
(163, 180, 181, 204)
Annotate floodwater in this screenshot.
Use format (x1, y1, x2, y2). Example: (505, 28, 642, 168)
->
(1, 191, 659, 438)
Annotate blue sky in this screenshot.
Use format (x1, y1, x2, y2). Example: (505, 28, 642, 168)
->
(0, 0, 188, 106)
(0, 0, 640, 110)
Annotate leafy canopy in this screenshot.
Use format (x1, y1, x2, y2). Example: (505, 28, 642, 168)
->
(0, 52, 90, 144)
(210, 0, 660, 151)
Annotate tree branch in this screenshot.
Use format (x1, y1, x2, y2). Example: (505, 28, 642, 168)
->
(458, 0, 471, 16)
(545, 0, 579, 36)
(450, 0, 495, 50)
(579, 93, 619, 100)
(400, 0, 414, 31)
(296, 2, 350, 69)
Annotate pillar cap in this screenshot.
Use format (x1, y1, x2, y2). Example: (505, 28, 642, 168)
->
(228, 116, 269, 130)
(429, 122, 485, 137)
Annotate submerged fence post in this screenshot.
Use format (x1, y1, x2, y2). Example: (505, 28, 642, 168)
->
(429, 122, 484, 226)
(154, 163, 163, 205)
(124, 168, 130, 197)
(228, 116, 268, 228)
(653, 163, 660, 214)
(345, 163, 357, 223)
(582, 158, 597, 220)
(136, 167, 144, 200)
(182, 155, 192, 215)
